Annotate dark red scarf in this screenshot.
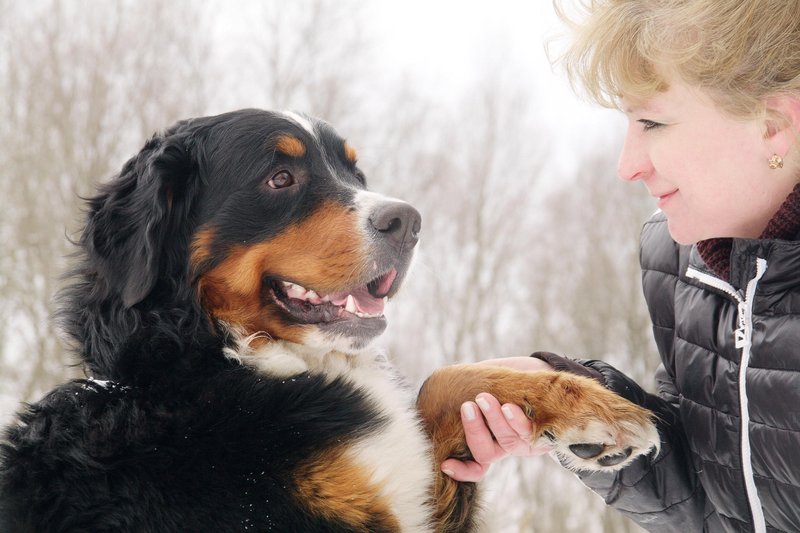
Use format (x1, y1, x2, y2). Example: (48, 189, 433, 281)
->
(696, 183, 800, 280)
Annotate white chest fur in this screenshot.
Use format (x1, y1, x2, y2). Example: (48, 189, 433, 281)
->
(230, 340, 436, 532)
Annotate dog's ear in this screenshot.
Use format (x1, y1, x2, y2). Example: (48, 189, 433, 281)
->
(86, 124, 196, 308)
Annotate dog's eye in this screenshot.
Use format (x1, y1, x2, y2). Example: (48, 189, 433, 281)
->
(354, 169, 367, 186)
(267, 171, 295, 189)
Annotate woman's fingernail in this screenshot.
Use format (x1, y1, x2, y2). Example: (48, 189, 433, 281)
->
(442, 468, 455, 477)
(475, 396, 490, 413)
(501, 405, 514, 420)
(462, 402, 477, 421)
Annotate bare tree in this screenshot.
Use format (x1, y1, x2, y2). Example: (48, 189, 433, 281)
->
(519, 152, 658, 385)
(372, 68, 549, 377)
(218, 0, 374, 133)
(0, 0, 212, 416)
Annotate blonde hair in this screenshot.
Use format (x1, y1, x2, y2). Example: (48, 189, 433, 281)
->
(554, 0, 800, 124)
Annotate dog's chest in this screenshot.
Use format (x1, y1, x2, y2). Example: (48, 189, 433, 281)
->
(247, 345, 436, 532)
(333, 357, 435, 532)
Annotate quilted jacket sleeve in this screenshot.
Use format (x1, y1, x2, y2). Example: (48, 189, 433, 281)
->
(575, 360, 707, 532)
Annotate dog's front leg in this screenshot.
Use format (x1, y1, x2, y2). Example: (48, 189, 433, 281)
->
(416, 364, 659, 533)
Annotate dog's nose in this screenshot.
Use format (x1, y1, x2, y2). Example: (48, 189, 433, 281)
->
(369, 202, 422, 247)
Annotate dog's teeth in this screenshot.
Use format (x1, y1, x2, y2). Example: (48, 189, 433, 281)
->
(285, 283, 308, 300)
(345, 295, 357, 313)
(305, 290, 322, 304)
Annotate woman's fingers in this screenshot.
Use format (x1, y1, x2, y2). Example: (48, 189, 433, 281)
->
(440, 401, 503, 482)
(440, 457, 489, 482)
(438, 357, 562, 481)
(441, 394, 555, 481)
(460, 401, 506, 465)
(475, 394, 533, 455)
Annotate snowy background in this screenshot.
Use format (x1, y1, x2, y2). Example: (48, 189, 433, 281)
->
(0, 1, 657, 531)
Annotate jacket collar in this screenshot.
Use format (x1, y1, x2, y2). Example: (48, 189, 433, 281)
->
(696, 183, 800, 282)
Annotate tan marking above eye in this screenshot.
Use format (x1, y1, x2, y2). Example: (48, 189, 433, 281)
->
(343, 142, 358, 163)
(274, 134, 307, 158)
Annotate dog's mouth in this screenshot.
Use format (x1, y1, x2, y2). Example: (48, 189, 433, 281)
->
(268, 268, 398, 324)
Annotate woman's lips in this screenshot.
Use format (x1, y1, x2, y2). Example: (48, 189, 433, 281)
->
(657, 189, 678, 208)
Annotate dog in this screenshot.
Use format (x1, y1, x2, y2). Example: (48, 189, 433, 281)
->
(0, 109, 659, 532)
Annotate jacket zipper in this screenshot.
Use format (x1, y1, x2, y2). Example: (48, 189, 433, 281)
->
(685, 258, 768, 533)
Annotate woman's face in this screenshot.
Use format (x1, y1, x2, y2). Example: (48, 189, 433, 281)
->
(618, 79, 796, 245)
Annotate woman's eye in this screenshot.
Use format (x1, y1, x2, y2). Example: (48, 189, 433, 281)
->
(267, 170, 295, 189)
(638, 119, 664, 131)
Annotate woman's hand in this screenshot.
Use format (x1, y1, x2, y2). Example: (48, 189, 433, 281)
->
(441, 357, 555, 482)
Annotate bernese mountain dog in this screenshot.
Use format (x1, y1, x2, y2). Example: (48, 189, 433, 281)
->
(0, 109, 659, 532)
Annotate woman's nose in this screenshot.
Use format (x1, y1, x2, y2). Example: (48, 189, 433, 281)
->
(617, 127, 653, 182)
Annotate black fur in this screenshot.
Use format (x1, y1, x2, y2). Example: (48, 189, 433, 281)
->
(0, 110, 411, 532)
(1, 373, 388, 532)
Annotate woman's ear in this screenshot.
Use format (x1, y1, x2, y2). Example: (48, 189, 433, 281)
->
(763, 95, 800, 156)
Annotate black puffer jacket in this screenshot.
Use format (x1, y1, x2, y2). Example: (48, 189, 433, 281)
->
(576, 211, 800, 532)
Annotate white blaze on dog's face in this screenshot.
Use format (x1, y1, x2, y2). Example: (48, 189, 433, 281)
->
(189, 111, 421, 353)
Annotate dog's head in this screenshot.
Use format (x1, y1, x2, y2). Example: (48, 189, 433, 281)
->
(80, 109, 420, 356)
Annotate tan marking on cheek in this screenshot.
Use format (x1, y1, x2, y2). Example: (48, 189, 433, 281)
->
(190, 226, 217, 271)
(195, 202, 368, 341)
(343, 141, 358, 163)
(295, 447, 401, 531)
(260, 204, 367, 293)
(210, 246, 265, 296)
(197, 262, 308, 345)
(275, 134, 306, 158)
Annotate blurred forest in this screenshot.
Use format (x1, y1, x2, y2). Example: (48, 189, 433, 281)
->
(0, 1, 657, 531)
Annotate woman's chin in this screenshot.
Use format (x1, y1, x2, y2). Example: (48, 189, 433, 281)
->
(666, 217, 707, 246)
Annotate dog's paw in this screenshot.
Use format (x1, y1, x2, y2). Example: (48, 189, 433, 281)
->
(546, 396, 660, 472)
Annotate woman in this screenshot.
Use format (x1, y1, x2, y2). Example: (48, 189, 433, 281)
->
(443, 1, 800, 531)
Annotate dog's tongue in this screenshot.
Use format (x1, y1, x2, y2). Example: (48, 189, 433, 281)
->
(329, 286, 385, 315)
(375, 268, 397, 296)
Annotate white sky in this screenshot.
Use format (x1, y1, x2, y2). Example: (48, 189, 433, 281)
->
(213, 0, 626, 178)
(368, 0, 563, 92)
(365, 0, 626, 176)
